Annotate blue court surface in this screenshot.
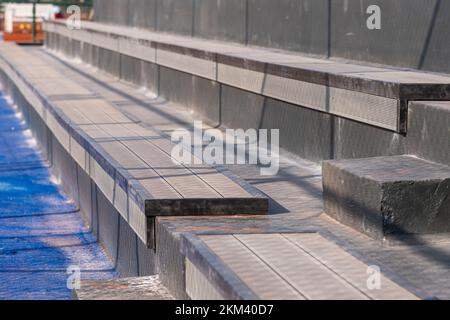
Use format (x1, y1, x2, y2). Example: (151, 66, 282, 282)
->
(0, 94, 116, 300)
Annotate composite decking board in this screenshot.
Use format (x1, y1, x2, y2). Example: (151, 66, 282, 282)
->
(67, 119, 184, 200)
(71, 110, 237, 200)
(235, 234, 368, 300)
(201, 235, 305, 300)
(94, 123, 227, 199)
(97, 140, 149, 170)
(99, 121, 252, 199)
(79, 124, 112, 140)
(74, 100, 134, 124)
(284, 233, 419, 300)
(122, 139, 221, 199)
(15, 66, 63, 79)
(128, 168, 182, 200)
(29, 53, 246, 200)
(141, 135, 252, 199)
(97, 140, 183, 199)
(53, 101, 93, 125)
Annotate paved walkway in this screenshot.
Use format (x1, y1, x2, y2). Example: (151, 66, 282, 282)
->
(0, 94, 116, 300)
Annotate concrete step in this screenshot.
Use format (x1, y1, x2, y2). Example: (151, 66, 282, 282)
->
(44, 19, 450, 133)
(180, 232, 426, 300)
(0, 43, 268, 250)
(323, 155, 450, 240)
(74, 275, 174, 300)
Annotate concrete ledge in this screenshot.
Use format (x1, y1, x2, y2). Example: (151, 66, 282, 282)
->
(0, 43, 268, 249)
(45, 20, 450, 133)
(323, 155, 450, 240)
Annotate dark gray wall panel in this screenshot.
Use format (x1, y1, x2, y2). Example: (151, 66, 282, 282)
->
(248, 0, 329, 55)
(77, 166, 94, 227)
(81, 43, 96, 66)
(98, 48, 121, 77)
(128, 0, 157, 29)
(93, 0, 450, 73)
(159, 66, 220, 126)
(191, 77, 220, 126)
(137, 238, 157, 276)
(330, 0, 436, 69)
(333, 117, 407, 160)
(120, 54, 142, 84)
(95, 0, 129, 25)
(260, 98, 333, 162)
(51, 135, 80, 206)
(418, 0, 450, 73)
(141, 61, 159, 94)
(26, 101, 51, 160)
(407, 102, 450, 166)
(156, 0, 195, 36)
(194, 0, 246, 43)
(96, 189, 120, 265)
(117, 216, 139, 277)
(221, 85, 265, 130)
(156, 220, 189, 299)
(159, 67, 194, 108)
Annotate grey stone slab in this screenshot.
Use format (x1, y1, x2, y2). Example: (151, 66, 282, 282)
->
(323, 155, 450, 239)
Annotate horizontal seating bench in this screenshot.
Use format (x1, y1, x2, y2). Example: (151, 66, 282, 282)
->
(0, 43, 268, 249)
(45, 20, 450, 133)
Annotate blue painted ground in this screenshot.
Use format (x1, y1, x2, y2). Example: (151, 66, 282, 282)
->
(0, 94, 116, 300)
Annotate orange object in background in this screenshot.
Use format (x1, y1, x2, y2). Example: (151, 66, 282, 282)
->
(3, 21, 44, 43)
(2, 3, 54, 44)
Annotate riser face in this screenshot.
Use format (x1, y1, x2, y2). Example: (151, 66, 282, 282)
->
(407, 102, 450, 166)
